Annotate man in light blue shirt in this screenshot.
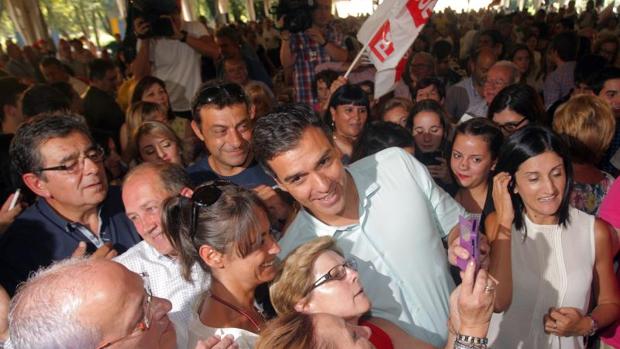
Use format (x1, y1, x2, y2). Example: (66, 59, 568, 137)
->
(252, 104, 466, 347)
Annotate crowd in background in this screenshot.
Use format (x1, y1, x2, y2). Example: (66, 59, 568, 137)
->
(0, 0, 619, 348)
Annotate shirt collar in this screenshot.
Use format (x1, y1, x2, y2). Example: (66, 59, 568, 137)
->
(297, 168, 380, 235)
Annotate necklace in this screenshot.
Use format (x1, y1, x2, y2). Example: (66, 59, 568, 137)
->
(210, 293, 263, 332)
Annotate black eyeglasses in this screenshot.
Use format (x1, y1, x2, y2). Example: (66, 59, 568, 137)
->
(35, 145, 105, 175)
(190, 180, 231, 238)
(496, 117, 528, 133)
(307, 258, 358, 294)
(197, 83, 246, 105)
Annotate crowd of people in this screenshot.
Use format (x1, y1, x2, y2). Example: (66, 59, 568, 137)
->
(0, 0, 619, 348)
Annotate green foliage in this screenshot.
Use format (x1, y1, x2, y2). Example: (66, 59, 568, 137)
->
(0, 0, 118, 45)
(230, 0, 248, 22)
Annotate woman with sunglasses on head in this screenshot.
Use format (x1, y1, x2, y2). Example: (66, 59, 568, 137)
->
(325, 84, 370, 164)
(486, 126, 620, 348)
(487, 84, 546, 137)
(450, 118, 504, 216)
(163, 182, 281, 349)
(267, 236, 496, 349)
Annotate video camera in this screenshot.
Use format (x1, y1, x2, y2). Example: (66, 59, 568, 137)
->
(130, 0, 178, 39)
(271, 0, 316, 33)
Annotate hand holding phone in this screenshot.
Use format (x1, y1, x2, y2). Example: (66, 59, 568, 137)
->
(456, 215, 481, 273)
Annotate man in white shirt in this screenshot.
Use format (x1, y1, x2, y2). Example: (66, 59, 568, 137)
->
(115, 162, 209, 349)
(131, 5, 219, 116)
(252, 104, 470, 347)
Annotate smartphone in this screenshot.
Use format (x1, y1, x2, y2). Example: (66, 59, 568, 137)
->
(456, 215, 481, 273)
(9, 189, 20, 210)
(416, 151, 443, 166)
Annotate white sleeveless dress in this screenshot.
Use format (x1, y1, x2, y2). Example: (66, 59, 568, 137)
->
(487, 207, 595, 349)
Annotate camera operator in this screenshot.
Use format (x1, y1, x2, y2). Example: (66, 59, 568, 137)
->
(131, 3, 219, 118)
(280, 0, 348, 106)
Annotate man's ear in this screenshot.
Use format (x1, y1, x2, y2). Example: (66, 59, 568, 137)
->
(179, 187, 193, 198)
(22, 173, 51, 198)
(199, 245, 225, 269)
(190, 120, 205, 141)
(273, 177, 288, 193)
(249, 104, 257, 120)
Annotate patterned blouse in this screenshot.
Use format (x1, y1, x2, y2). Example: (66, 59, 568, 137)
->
(570, 171, 615, 215)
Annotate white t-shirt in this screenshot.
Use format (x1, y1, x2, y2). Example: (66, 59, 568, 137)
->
(146, 21, 208, 112)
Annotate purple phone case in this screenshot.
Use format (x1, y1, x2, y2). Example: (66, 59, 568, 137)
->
(456, 215, 480, 272)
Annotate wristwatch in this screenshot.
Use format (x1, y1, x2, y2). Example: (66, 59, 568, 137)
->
(179, 30, 188, 43)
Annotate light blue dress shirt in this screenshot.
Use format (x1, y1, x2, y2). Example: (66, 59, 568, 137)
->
(279, 148, 465, 347)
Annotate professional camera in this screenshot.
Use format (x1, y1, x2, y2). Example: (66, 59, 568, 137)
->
(130, 0, 178, 39)
(271, 0, 316, 33)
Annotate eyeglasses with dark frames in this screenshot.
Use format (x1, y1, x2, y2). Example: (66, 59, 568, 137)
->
(190, 180, 232, 238)
(96, 272, 153, 349)
(35, 145, 105, 175)
(496, 117, 528, 133)
(307, 258, 358, 294)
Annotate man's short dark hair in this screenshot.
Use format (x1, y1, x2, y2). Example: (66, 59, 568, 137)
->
(549, 32, 579, 62)
(10, 114, 93, 176)
(413, 77, 446, 99)
(252, 103, 330, 177)
(0, 77, 27, 122)
(21, 84, 71, 119)
(89, 59, 115, 81)
(191, 80, 249, 124)
(215, 25, 242, 45)
(590, 67, 620, 96)
(573, 54, 607, 86)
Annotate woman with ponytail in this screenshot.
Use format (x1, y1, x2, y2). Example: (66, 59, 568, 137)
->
(162, 181, 281, 349)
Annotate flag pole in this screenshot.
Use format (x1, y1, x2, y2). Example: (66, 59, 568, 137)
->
(343, 43, 369, 79)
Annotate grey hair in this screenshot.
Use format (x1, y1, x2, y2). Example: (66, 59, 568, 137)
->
(8, 258, 102, 349)
(9, 114, 93, 177)
(123, 161, 192, 195)
(493, 60, 521, 85)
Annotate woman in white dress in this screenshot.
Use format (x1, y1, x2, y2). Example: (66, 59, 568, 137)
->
(163, 181, 281, 349)
(486, 126, 620, 348)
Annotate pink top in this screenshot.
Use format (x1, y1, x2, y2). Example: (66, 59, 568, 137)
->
(597, 177, 620, 347)
(599, 177, 620, 228)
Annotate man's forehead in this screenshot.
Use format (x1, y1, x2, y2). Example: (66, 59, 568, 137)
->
(268, 127, 333, 171)
(200, 104, 249, 125)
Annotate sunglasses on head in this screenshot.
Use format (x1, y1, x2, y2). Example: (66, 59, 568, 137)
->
(190, 180, 232, 238)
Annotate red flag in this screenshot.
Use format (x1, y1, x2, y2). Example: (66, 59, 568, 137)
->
(357, 0, 437, 98)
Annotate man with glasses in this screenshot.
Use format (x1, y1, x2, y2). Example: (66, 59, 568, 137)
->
(0, 114, 140, 296)
(460, 61, 519, 122)
(116, 162, 208, 349)
(445, 47, 497, 121)
(8, 258, 236, 349)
